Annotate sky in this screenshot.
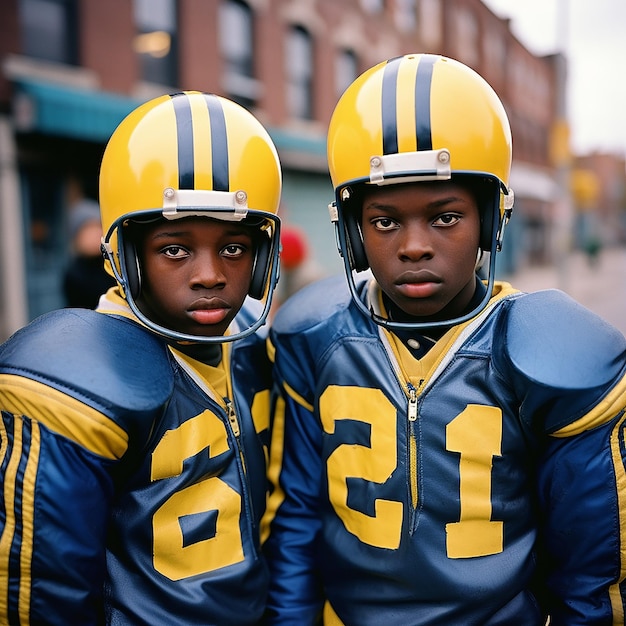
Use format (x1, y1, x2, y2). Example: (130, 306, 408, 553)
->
(481, 0, 626, 157)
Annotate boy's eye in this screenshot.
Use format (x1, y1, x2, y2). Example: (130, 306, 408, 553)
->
(433, 214, 461, 227)
(162, 245, 188, 258)
(371, 217, 398, 231)
(222, 243, 247, 257)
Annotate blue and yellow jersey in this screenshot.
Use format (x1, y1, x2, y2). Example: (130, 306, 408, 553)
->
(0, 290, 271, 624)
(263, 274, 626, 625)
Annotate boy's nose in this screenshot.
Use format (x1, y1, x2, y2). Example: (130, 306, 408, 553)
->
(189, 251, 226, 288)
(397, 224, 434, 261)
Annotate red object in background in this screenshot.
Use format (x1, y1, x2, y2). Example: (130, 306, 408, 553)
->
(280, 225, 308, 270)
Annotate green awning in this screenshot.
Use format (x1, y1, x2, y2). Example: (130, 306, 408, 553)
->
(13, 79, 328, 168)
(14, 79, 145, 143)
(268, 128, 327, 171)
(269, 128, 326, 157)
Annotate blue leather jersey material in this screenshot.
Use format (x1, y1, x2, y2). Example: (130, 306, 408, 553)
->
(0, 306, 271, 625)
(264, 274, 626, 625)
(0, 309, 173, 434)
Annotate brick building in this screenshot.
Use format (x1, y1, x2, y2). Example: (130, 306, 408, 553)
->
(0, 0, 562, 340)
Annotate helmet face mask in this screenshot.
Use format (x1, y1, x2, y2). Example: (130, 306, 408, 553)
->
(327, 54, 514, 330)
(100, 92, 282, 343)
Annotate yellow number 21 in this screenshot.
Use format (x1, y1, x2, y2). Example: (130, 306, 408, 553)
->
(320, 387, 503, 558)
(446, 404, 503, 558)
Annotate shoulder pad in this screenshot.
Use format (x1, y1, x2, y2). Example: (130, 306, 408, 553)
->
(0, 309, 173, 418)
(272, 273, 352, 334)
(503, 289, 626, 389)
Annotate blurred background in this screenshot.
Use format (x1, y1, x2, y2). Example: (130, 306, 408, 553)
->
(1, 0, 625, 341)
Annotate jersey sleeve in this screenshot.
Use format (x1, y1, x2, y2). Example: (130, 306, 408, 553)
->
(499, 289, 626, 622)
(1, 398, 117, 624)
(538, 414, 626, 623)
(262, 330, 325, 625)
(0, 309, 171, 624)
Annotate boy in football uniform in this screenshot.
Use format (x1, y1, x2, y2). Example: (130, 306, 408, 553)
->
(262, 54, 626, 624)
(0, 91, 281, 624)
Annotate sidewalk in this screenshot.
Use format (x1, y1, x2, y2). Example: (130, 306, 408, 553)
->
(502, 245, 626, 336)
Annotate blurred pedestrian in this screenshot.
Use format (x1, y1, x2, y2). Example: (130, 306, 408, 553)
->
(62, 198, 116, 308)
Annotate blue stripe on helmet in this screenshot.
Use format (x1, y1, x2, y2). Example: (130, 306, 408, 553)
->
(381, 56, 402, 155)
(381, 55, 437, 155)
(171, 93, 195, 189)
(415, 54, 437, 151)
(203, 94, 229, 192)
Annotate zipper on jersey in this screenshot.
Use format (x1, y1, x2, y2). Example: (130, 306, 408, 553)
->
(407, 383, 418, 422)
(224, 397, 247, 476)
(224, 396, 259, 546)
(407, 380, 422, 534)
(225, 398, 241, 438)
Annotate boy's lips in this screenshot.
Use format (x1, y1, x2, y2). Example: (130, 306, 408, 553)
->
(395, 270, 441, 299)
(188, 298, 230, 325)
(396, 282, 440, 298)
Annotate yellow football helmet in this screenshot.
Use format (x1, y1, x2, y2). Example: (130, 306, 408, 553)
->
(100, 91, 282, 343)
(326, 53, 514, 328)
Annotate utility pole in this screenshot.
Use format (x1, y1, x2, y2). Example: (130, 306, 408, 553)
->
(550, 0, 573, 291)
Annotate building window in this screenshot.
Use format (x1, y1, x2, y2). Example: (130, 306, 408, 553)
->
(419, 0, 442, 49)
(133, 0, 178, 87)
(360, 0, 385, 14)
(219, 0, 259, 109)
(286, 26, 313, 120)
(453, 7, 479, 68)
(335, 49, 358, 100)
(483, 30, 506, 83)
(394, 0, 417, 32)
(18, 0, 78, 65)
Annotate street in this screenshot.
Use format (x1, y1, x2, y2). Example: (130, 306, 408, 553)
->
(504, 245, 626, 336)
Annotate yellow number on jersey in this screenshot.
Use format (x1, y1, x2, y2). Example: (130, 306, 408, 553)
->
(151, 409, 244, 580)
(320, 385, 403, 549)
(446, 404, 503, 558)
(319, 388, 503, 557)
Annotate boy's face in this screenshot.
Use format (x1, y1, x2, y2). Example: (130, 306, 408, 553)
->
(360, 180, 481, 322)
(136, 217, 256, 338)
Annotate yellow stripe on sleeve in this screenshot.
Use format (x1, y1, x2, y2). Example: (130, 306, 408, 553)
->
(323, 599, 346, 625)
(552, 374, 626, 438)
(609, 411, 626, 621)
(0, 411, 7, 475)
(19, 420, 40, 624)
(0, 374, 128, 459)
(0, 415, 23, 623)
(251, 389, 270, 437)
(266, 336, 276, 363)
(283, 381, 314, 413)
(261, 395, 286, 544)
